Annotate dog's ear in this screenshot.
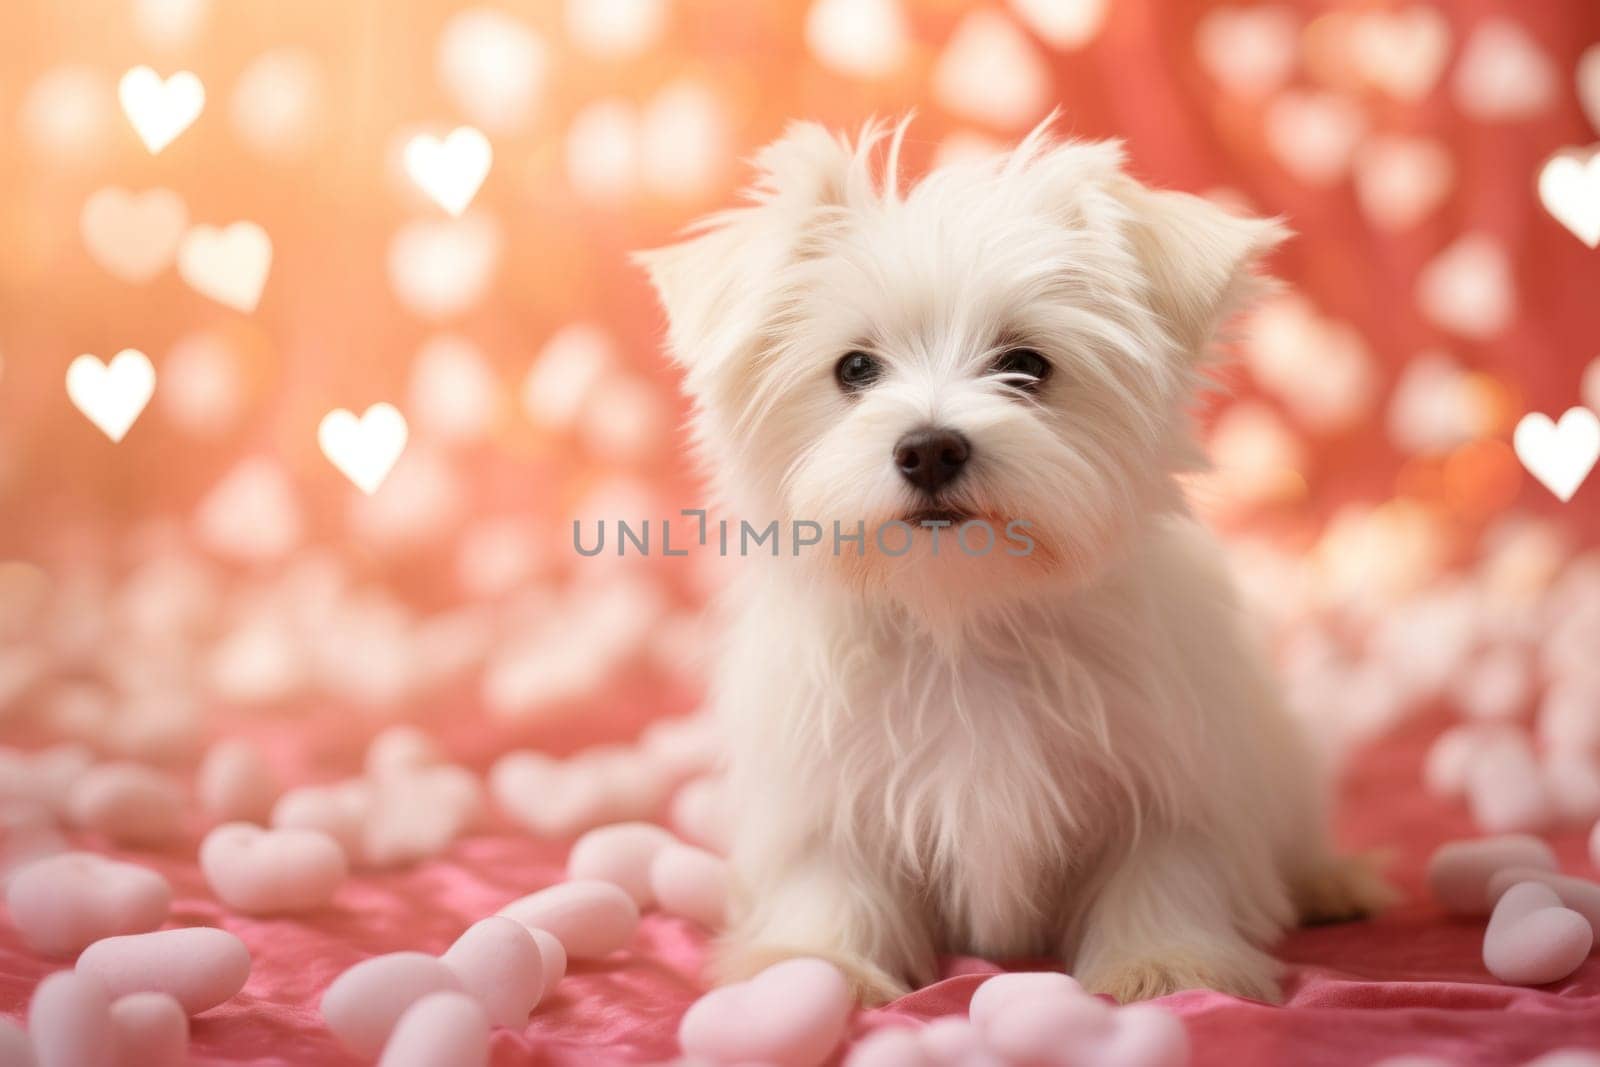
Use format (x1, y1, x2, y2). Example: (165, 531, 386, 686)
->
(631, 223, 754, 374)
(1111, 178, 1288, 356)
(633, 122, 859, 376)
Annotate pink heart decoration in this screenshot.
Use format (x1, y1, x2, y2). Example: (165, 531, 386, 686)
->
(977, 988, 1113, 1066)
(271, 781, 372, 860)
(6, 852, 172, 956)
(968, 971, 1084, 1032)
(1483, 881, 1593, 986)
(568, 821, 675, 906)
(1422, 725, 1513, 798)
(1193, 7, 1296, 99)
(1487, 868, 1600, 931)
(321, 951, 464, 1058)
(1426, 835, 1558, 915)
(498, 879, 639, 960)
(845, 1026, 940, 1067)
(846, 1017, 1006, 1067)
(77, 927, 251, 1015)
(67, 763, 186, 848)
(649, 842, 729, 928)
(199, 822, 348, 914)
(362, 765, 483, 869)
(29, 970, 115, 1067)
(1096, 1003, 1189, 1067)
(440, 917, 545, 1027)
(919, 1017, 999, 1064)
(490, 752, 612, 838)
(1465, 739, 1554, 835)
(669, 776, 732, 854)
(196, 739, 280, 824)
(111, 991, 188, 1067)
(364, 726, 443, 781)
(968, 972, 1188, 1067)
(678, 957, 852, 1067)
(377, 991, 490, 1067)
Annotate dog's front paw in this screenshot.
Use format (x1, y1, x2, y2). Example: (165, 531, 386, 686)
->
(712, 942, 911, 1007)
(1080, 946, 1282, 1004)
(1293, 853, 1400, 925)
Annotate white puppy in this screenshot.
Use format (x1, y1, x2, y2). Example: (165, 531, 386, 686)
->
(637, 118, 1390, 1005)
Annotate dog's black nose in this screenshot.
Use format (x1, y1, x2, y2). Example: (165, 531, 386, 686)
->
(894, 428, 970, 494)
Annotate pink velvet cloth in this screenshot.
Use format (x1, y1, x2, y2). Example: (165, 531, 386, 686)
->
(3, 710, 1598, 1066)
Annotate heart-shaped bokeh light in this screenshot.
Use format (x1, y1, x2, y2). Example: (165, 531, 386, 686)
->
(80, 187, 188, 284)
(437, 10, 545, 133)
(932, 10, 1049, 129)
(404, 127, 493, 217)
(118, 66, 204, 154)
(804, 0, 908, 79)
(318, 404, 410, 495)
(1538, 151, 1600, 249)
(65, 350, 157, 443)
(177, 222, 272, 312)
(1514, 408, 1600, 503)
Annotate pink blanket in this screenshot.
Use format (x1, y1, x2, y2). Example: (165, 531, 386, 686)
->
(3, 712, 1597, 1066)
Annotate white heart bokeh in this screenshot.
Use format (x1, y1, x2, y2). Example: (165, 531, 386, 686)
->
(1514, 408, 1600, 503)
(1354, 136, 1453, 232)
(80, 187, 188, 283)
(437, 10, 546, 133)
(194, 457, 304, 562)
(1265, 91, 1366, 186)
(405, 127, 493, 217)
(933, 10, 1050, 129)
(521, 322, 616, 430)
(408, 335, 499, 443)
(563, 82, 728, 203)
(1452, 18, 1555, 122)
(1347, 8, 1450, 102)
(132, 0, 209, 50)
(1195, 6, 1297, 99)
(566, 0, 667, 59)
(1387, 352, 1494, 454)
(118, 66, 204, 153)
(805, 0, 908, 78)
(1416, 233, 1515, 340)
(386, 215, 501, 319)
(1538, 151, 1600, 249)
(1010, 0, 1107, 50)
(319, 404, 410, 495)
(66, 350, 157, 443)
(160, 331, 244, 437)
(1245, 295, 1376, 431)
(178, 222, 273, 312)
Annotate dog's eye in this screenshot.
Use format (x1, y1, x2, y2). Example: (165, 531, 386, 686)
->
(835, 350, 883, 393)
(990, 348, 1051, 390)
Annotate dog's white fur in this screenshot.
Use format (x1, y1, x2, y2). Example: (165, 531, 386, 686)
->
(638, 118, 1389, 1004)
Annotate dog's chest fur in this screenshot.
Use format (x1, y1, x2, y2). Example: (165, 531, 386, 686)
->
(828, 611, 1155, 958)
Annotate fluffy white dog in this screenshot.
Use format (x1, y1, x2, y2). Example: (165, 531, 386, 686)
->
(637, 118, 1390, 1005)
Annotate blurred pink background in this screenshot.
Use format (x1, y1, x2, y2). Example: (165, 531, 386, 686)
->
(4, 2, 1600, 1064)
(0, 0, 1596, 798)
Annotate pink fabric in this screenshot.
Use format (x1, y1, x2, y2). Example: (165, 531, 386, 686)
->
(3, 710, 1598, 1066)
